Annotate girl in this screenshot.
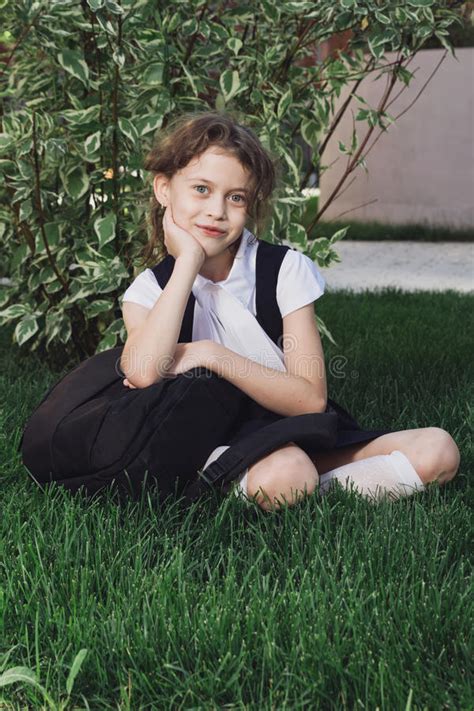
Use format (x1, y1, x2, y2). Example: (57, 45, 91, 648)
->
(120, 110, 460, 512)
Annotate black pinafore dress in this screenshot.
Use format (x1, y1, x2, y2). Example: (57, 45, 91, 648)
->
(18, 240, 394, 506)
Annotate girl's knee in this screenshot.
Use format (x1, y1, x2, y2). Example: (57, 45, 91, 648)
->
(420, 427, 461, 484)
(247, 444, 319, 511)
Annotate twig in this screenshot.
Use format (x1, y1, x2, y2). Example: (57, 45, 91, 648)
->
(0, 8, 45, 79)
(330, 198, 379, 221)
(307, 54, 404, 231)
(361, 51, 448, 165)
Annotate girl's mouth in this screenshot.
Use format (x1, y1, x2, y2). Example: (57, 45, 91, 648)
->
(197, 226, 226, 236)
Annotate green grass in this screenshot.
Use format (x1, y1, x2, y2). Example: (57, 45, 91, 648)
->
(1, 289, 472, 710)
(300, 195, 474, 241)
(314, 220, 474, 243)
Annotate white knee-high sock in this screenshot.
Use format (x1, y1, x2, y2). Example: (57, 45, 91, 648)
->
(318, 450, 425, 502)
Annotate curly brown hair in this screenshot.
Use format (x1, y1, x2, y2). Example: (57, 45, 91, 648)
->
(136, 110, 281, 269)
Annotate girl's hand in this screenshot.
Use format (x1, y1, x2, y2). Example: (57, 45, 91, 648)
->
(163, 341, 206, 377)
(162, 205, 206, 265)
(123, 378, 137, 389)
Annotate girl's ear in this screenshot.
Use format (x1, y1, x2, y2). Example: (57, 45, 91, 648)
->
(153, 174, 169, 207)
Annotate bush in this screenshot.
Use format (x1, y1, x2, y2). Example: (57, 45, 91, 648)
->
(0, 0, 461, 367)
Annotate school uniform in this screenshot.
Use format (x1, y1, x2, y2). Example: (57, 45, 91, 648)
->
(18, 228, 394, 506)
(122, 227, 394, 501)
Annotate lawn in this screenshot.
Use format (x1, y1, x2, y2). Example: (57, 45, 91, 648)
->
(1, 288, 472, 710)
(300, 194, 474, 242)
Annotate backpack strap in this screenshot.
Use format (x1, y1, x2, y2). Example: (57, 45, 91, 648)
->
(151, 237, 292, 345)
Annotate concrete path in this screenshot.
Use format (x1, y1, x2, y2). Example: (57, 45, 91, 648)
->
(1, 240, 472, 294)
(319, 241, 474, 293)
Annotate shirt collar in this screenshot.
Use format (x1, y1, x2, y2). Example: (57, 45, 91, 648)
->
(192, 227, 256, 308)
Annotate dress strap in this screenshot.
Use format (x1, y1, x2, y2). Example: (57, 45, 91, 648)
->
(151, 238, 292, 345)
(255, 239, 292, 346)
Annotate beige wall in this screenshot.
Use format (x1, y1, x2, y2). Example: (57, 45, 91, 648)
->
(319, 48, 474, 228)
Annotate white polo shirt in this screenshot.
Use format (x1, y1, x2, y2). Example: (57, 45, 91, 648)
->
(121, 227, 325, 370)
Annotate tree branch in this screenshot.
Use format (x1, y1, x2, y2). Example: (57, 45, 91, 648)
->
(307, 54, 404, 231)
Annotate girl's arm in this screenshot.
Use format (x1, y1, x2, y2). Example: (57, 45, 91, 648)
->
(177, 303, 327, 417)
(121, 254, 203, 388)
(202, 343, 326, 417)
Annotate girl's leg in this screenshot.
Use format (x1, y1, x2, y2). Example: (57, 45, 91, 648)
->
(310, 427, 461, 486)
(245, 443, 319, 511)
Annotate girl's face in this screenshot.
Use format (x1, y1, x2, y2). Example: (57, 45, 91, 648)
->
(154, 146, 253, 260)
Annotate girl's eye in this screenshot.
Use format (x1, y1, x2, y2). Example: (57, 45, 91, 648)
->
(193, 185, 246, 203)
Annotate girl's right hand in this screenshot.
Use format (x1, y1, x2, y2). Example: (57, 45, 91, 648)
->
(162, 205, 206, 265)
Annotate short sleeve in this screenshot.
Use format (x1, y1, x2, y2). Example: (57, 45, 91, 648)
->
(276, 249, 326, 318)
(121, 268, 163, 310)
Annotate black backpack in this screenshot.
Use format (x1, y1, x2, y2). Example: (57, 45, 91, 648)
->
(19, 239, 385, 505)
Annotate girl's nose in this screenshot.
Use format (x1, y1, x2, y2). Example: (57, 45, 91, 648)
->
(206, 196, 227, 218)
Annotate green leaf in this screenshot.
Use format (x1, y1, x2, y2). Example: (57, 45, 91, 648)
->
(57, 50, 90, 87)
(45, 309, 65, 346)
(301, 119, 321, 148)
(9, 243, 28, 271)
(338, 140, 349, 154)
(62, 167, 90, 200)
(0, 303, 30, 320)
(227, 38, 242, 56)
(178, 60, 199, 97)
(287, 222, 307, 248)
(355, 108, 370, 121)
(39, 265, 57, 284)
(96, 331, 117, 352)
(61, 106, 101, 124)
(329, 226, 349, 243)
(15, 314, 39, 346)
(118, 117, 139, 144)
(105, 318, 123, 335)
(166, 12, 181, 33)
(84, 299, 114, 317)
(94, 212, 116, 249)
(84, 130, 101, 158)
(277, 88, 293, 120)
(104, 0, 124, 14)
(261, 0, 279, 22)
(279, 147, 300, 185)
(19, 199, 33, 222)
(219, 69, 241, 103)
(285, 2, 317, 13)
(181, 17, 199, 36)
(407, 0, 434, 6)
(143, 62, 164, 85)
(95, 8, 116, 35)
(58, 314, 72, 344)
(66, 649, 88, 697)
(0, 158, 15, 173)
(0, 133, 14, 154)
(44, 278, 63, 294)
(136, 113, 163, 136)
(67, 284, 98, 305)
(112, 48, 125, 68)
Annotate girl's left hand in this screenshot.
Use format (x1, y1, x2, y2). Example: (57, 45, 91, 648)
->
(163, 341, 210, 376)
